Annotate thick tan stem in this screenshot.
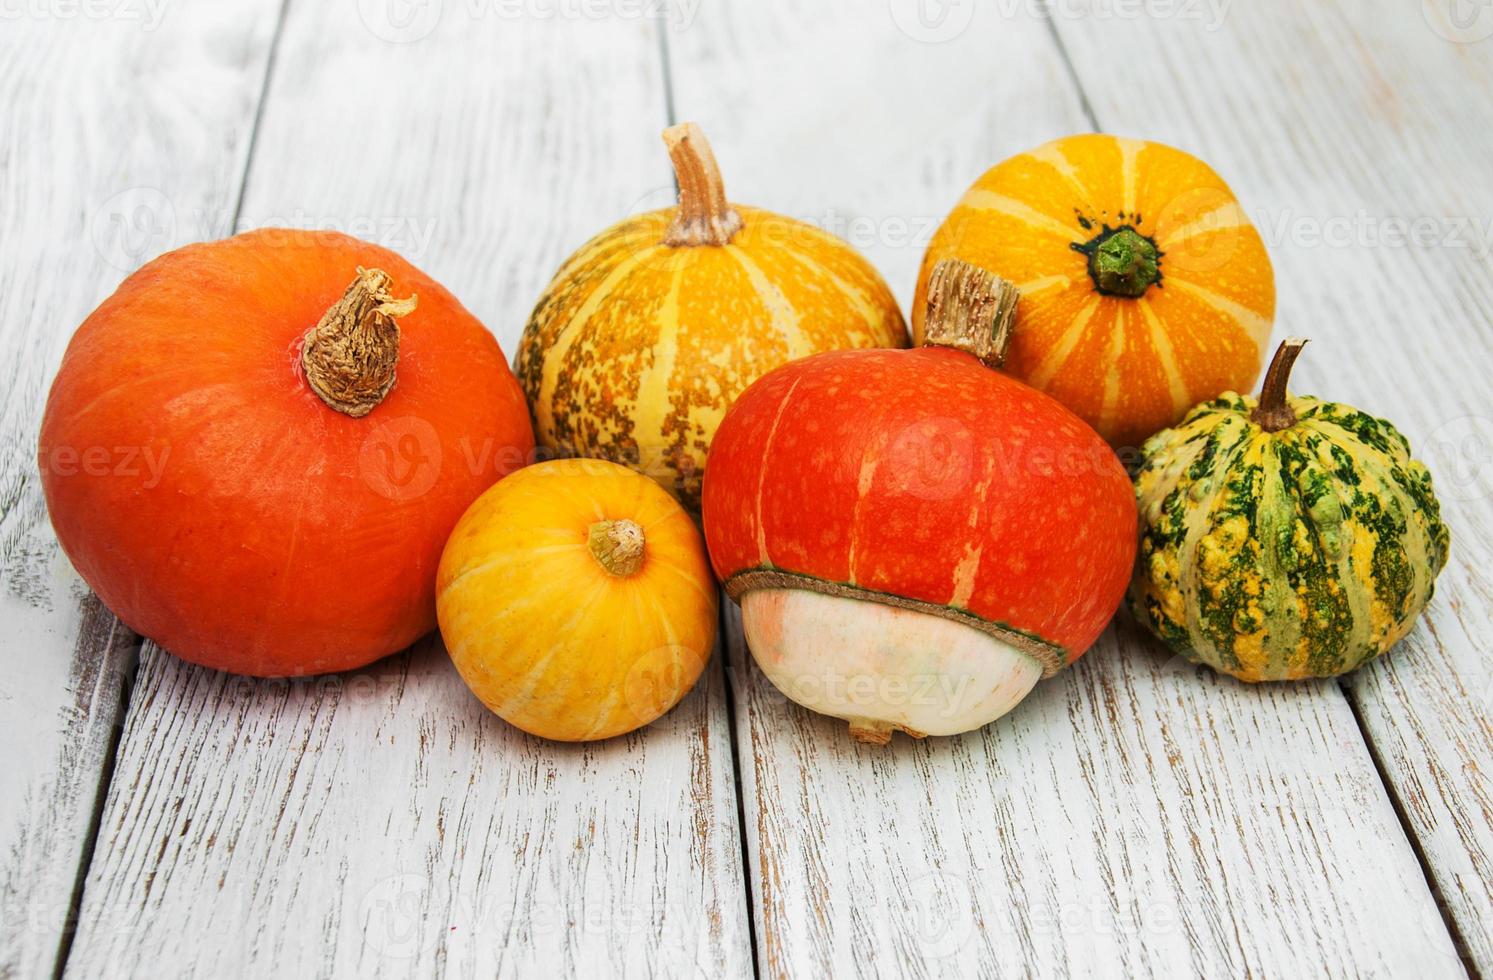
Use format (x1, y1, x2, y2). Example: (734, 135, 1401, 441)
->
(922, 259, 1020, 367)
(1251, 337, 1309, 432)
(588, 519, 646, 577)
(301, 267, 417, 418)
(661, 122, 743, 247)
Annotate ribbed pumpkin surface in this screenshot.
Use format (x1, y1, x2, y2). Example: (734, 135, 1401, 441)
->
(437, 459, 716, 741)
(914, 134, 1275, 448)
(1131, 394, 1449, 680)
(704, 345, 1137, 667)
(517, 206, 906, 511)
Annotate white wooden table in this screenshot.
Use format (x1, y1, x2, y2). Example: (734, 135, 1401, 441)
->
(3, 1, 1491, 976)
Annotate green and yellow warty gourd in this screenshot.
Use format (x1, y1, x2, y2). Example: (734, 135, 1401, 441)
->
(1131, 338, 1450, 681)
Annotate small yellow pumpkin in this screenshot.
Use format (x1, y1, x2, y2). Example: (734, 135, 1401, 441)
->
(914, 134, 1275, 449)
(436, 459, 717, 741)
(517, 122, 907, 511)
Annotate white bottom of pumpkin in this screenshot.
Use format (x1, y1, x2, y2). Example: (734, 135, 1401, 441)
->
(740, 587, 1043, 743)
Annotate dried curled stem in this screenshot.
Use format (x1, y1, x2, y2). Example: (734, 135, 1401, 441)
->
(301, 267, 417, 418)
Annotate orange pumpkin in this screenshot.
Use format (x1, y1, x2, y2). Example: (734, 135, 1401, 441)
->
(39, 230, 534, 676)
(914, 134, 1275, 449)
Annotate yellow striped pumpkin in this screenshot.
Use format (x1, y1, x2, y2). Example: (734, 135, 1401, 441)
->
(914, 134, 1275, 449)
(517, 123, 907, 511)
(1131, 339, 1449, 681)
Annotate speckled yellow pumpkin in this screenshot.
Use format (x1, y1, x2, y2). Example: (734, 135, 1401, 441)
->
(437, 459, 717, 741)
(1131, 339, 1450, 681)
(914, 134, 1275, 449)
(517, 123, 907, 511)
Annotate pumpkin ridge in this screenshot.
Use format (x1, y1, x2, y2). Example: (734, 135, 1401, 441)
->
(843, 422, 895, 587)
(1173, 416, 1258, 672)
(1163, 278, 1273, 349)
(644, 554, 721, 606)
(1118, 137, 1145, 215)
(1021, 141, 1094, 207)
(1157, 200, 1251, 248)
(751, 375, 804, 565)
(1097, 303, 1129, 435)
(539, 220, 664, 303)
(1303, 414, 1448, 625)
(722, 568, 1067, 676)
(1184, 427, 1268, 675)
(533, 244, 661, 441)
(957, 189, 1087, 243)
(725, 246, 812, 360)
(776, 241, 899, 346)
(627, 262, 687, 489)
(1260, 433, 1319, 675)
(1137, 297, 1191, 416)
(1026, 295, 1102, 389)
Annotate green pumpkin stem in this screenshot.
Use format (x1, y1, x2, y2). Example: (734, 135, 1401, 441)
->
(1075, 226, 1162, 298)
(1252, 337, 1309, 432)
(661, 122, 743, 248)
(922, 259, 1020, 367)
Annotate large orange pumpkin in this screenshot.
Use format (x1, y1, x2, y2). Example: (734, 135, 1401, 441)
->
(39, 230, 533, 676)
(914, 134, 1275, 449)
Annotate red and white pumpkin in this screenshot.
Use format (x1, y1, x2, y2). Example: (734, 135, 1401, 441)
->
(702, 261, 1136, 741)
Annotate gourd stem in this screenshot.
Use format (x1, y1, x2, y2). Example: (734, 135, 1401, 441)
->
(1251, 337, 1309, 432)
(1074, 225, 1162, 298)
(301, 267, 417, 418)
(921, 259, 1021, 367)
(588, 519, 646, 577)
(661, 122, 744, 247)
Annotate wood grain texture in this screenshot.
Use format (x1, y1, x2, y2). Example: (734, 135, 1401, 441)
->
(0, 5, 280, 975)
(65, 4, 750, 976)
(1049, 0, 1493, 968)
(669, 1, 1466, 974)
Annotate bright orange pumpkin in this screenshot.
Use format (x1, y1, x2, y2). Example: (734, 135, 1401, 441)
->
(914, 134, 1275, 449)
(39, 230, 534, 676)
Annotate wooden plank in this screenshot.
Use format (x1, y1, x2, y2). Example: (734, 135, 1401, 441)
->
(65, 6, 751, 977)
(0, 5, 282, 975)
(1048, 0, 1493, 968)
(667, 1, 1465, 974)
